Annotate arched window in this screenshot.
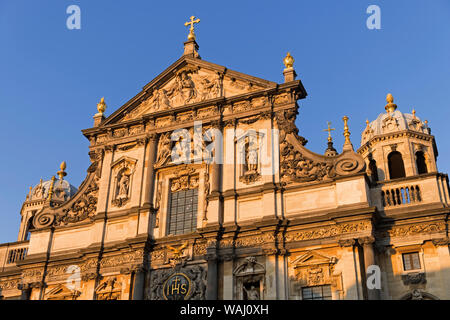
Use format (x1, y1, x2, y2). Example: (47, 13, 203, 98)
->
(369, 159, 379, 182)
(416, 151, 428, 174)
(388, 151, 406, 179)
(24, 217, 35, 241)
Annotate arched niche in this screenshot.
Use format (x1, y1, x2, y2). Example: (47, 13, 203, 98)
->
(233, 256, 266, 300)
(388, 151, 406, 179)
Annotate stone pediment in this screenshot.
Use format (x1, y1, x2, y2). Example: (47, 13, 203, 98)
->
(45, 284, 81, 300)
(291, 251, 337, 267)
(103, 56, 277, 125)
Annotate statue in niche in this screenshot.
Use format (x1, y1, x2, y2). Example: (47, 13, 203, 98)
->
(243, 284, 260, 300)
(117, 173, 130, 199)
(239, 137, 261, 184)
(245, 141, 258, 173)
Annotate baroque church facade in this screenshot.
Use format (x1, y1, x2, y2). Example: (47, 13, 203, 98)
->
(0, 20, 449, 300)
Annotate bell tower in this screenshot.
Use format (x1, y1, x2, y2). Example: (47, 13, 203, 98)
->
(358, 94, 438, 182)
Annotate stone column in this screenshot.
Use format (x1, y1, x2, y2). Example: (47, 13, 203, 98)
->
(210, 122, 222, 197)
(18, 283, 31, 300)
(338, 239, 360, 300)
(120, 265, 145, 300)
(358, 236, 380, 300)
(142, 134, 158, 207)
(131, 267, 146, 300)
(210, 163, 221, 196)
(206, 242, 218, 300)
(263, 248, 278, 300)
(222, 254, 235, 300)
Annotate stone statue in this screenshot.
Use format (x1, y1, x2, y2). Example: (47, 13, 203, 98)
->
(244, 285, 260, 300)
(246, 141, 258, 172)
(117, 174, 129, 198)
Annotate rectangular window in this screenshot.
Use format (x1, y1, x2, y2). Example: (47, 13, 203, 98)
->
(301, 285, 332, 300)
(167, 188, 198, 235)
(402, 252, 421, 271)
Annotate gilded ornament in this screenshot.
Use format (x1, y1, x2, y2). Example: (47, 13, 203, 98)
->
(97, 97, 107, 114)
(385, 93, 397, 112)
(184, 16, 200, 41)
(283, 52, 294, 69)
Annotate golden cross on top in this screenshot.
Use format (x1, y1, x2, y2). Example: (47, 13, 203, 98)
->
(185, 16, 200, 41)
(323, 121, 335, 142)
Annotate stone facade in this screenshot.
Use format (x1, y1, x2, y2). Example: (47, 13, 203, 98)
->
(0, 33, 449, 301)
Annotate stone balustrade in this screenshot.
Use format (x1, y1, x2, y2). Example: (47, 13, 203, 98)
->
(0, 241, 29, 272)
(371, 173, 450, 211)
(381, 185, 422, 207)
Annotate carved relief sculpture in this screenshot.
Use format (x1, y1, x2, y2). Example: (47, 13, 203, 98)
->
(155, 133, 172, 167)
(170, 167, 199, 192)
(148, 265, 207, 300)
(95, 277, 122, 300)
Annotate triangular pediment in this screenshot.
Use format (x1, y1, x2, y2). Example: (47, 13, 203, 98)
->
(102, 56, 277, 125)
(45, 284, 81, 300)
(291, 250, 337, 267)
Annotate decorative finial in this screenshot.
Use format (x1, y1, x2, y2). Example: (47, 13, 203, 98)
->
(47, 176, 56, 201)
(97, 97, 107, 115)
(412, 109, 416, 119)
(57, 161, 67, 180)
(184, 16, 200, 41)
(323, 121, 336, 143)
(342, 116, 352, 148)
(385, 93, 397, 112)
(283, 52, 294, 69)
(366, 119, 370, 126)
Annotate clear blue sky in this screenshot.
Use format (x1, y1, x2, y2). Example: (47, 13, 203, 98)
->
(1, 0, 449, 243)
